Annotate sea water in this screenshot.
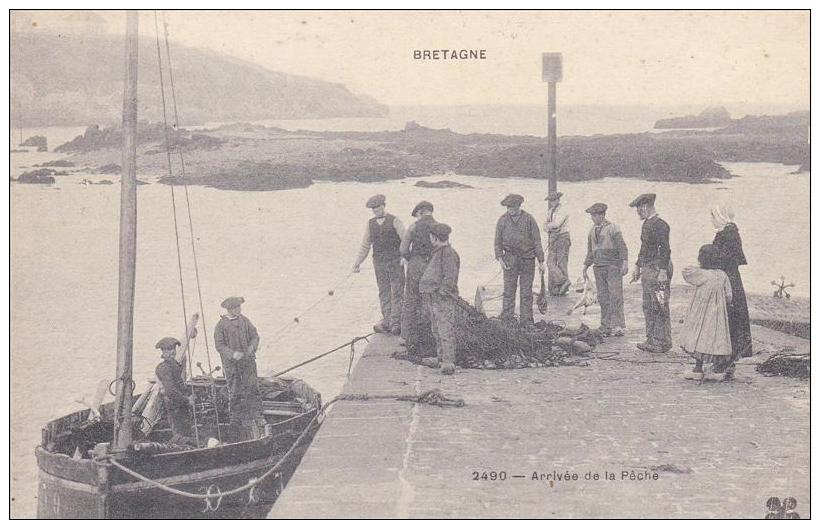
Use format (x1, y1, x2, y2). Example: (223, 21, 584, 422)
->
(10, 129, 809, 517)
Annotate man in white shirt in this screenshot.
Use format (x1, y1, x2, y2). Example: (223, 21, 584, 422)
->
(544, 191, 572, 295)
(352, 194, 406, 335)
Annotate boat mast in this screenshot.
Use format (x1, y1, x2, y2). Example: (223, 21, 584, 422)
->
(113, 10, 139, 453)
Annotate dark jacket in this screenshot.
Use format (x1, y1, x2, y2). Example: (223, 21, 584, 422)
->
(156, 358, 190, 407)
(419, 244, 460, 295)
(713, 223, 747, 269)
(369, 213, 402, 262)
(401, 214, 437, 260)
(494, 211, 545, 262)
(637, 215, 671, 268)
(215, 315, 260, 360)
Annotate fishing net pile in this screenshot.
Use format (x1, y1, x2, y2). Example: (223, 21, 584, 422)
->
(396, 294, 604, 370)
(756, 353, 810, 379)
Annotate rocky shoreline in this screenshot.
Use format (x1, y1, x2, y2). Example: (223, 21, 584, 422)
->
(38, 111, 809, 191)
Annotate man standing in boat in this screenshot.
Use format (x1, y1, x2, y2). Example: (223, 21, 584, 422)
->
(352, 194, 406, 335)
(214, 296, 263, 440)
(400, 200, 437, 354)
(155, 337, 196, 446)
(419, 223, 460, 375)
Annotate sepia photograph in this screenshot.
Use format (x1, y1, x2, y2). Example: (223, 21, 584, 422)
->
(9, 9, 810, 518)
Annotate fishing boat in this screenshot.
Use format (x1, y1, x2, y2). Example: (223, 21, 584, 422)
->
(35, 12, 322, 518)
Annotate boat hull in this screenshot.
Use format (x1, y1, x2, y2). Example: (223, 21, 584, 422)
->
(36, 378, 321, 518)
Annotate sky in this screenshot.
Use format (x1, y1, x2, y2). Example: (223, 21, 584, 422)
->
(11, 10, 810, 108)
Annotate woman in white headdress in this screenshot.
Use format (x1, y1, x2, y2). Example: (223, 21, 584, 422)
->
(710, 205, 752, 379)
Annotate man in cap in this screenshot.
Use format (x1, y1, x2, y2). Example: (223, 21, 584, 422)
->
(214, 296, 263, 440)
(399, 201, 437, 353)
(352, 194, 406, 335)
(629, 193, 673, 353)
(544, 191, 572, 295)
(495, 194, 546, 327)
(582, 203, 629, 337)
(155, 337, 196, 445)
(419, 222, 460, 375)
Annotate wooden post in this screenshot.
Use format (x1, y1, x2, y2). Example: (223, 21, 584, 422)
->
(542, 53, 563, 195)
(547, 81, 557, 194)
(113, 10, 139, 453)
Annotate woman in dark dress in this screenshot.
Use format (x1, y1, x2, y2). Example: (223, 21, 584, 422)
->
(711, 205, 752, 378)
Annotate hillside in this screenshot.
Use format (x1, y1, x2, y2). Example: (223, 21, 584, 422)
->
(654, 106, 732, 129)
(10, 31, 387, 127)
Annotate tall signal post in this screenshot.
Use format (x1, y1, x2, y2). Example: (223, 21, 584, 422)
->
(542, 53, 562, 195)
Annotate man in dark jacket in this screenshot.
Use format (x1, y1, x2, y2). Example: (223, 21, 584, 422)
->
(629, 193, 673, 353)
(155, 336, 196, 445)
(214, 296, 262, 440)
(400, 201, 437, 351)
(494, 194, 546, 327)
(419, 223, 460, 375)
(352, 194, 406, 335)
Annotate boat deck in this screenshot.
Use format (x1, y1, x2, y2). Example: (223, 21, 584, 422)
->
(269, 285, 809, 518)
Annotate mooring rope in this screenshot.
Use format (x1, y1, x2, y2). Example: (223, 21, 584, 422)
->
(106, 388, 465, 502)
(270, 333, 373, 378)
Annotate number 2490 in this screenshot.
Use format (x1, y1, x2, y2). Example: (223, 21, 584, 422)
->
(472, 471, 507, 481)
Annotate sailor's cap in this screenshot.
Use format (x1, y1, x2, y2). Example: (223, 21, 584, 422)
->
(221, 296, 245, 309)
(430, 223, 452, 241)
(501, 194, 524, 207)
(629, 193, 656, 207)
(586, 202, 608, 214)
(411, 200, 434, 217)
(155, 337, 181, 350)
(366, 194, 386, 208)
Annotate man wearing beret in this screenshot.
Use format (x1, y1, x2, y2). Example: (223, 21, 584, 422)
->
(629, 193, 673, 353)
(582, 203, 629, 337)
(214, 296, 263, 440)
(495, 194, 546, 327)
(352, 194, 406, 335)
(544, 191, 572, 296)
(399, 201, 437, 352)
(155, 337, 196, 445)
(419, 223, 460, 375)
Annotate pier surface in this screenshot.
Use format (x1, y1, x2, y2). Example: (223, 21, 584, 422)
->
(269, 285, 809, 518)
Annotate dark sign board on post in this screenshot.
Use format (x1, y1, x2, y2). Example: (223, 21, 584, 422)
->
(542, 53, 563, 83)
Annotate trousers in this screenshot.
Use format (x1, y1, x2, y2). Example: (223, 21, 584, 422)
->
(374, 257, 405, 328)
(423, 292, 456, 364)
(548, 234, 571, 295)
(640, 261, 673, 348)
(593, 265, 626, 329)
(501, 255, 535, 324)
(401, 255, 429, 343)
(221, 356, 262, 426)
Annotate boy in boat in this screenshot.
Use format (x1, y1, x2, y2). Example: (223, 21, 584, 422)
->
(419, 223, 460, 375)
(155, 337, 196, 446)
(352, 194, 406, 335)
(214, 296, 263, 441)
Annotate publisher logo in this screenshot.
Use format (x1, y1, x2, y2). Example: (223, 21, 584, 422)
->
(765, 497, 799, 519)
